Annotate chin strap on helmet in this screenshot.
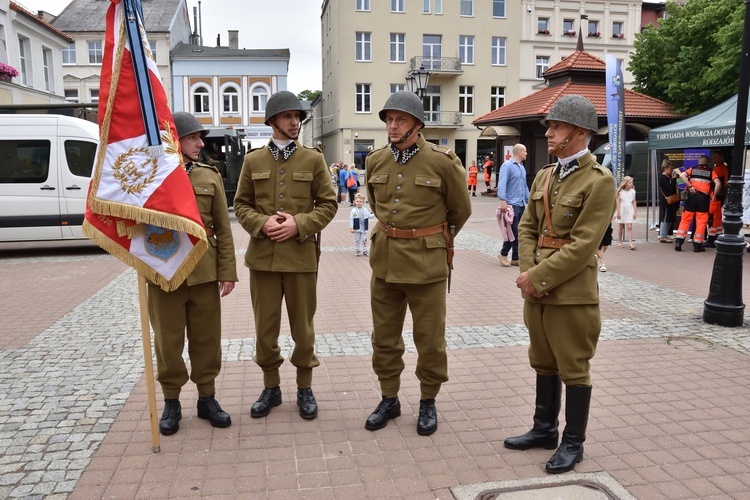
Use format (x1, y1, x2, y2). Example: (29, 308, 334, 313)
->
(394, 127, 415, 144)
(553, 130, 577, 153)
(271, 119, 299, 141)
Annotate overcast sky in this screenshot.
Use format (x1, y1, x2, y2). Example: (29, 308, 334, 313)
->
(23, 0, 323, 95)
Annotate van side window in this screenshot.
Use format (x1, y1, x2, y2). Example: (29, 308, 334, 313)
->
(64, 140, 97, 178)
(0, 140, 51, 183)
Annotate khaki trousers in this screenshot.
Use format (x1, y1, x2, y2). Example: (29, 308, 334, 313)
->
(148, 281, 222, 399)
(370, 276, 448, 399)
(523, 301, 600, 386)
(250, 270, 320, 388)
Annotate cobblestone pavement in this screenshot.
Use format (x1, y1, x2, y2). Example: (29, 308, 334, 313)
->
(1, 198, 749, 499)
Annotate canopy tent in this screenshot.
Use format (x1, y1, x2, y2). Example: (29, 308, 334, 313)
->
(648, 92, 750, 226)
(648, 93, 750, 150)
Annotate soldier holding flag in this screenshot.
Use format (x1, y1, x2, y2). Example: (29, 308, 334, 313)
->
(149, 113, 238, 436)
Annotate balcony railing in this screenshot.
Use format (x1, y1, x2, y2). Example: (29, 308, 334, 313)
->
(423, 111, 462, 127)
(410, 56, 462, 73)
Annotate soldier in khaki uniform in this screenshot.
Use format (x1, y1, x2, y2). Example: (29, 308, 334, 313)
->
(364, 91, 472, 436)
(150, 112, 238, 436)
(506, 95, 616, 473)
(234, 91, 337, 420)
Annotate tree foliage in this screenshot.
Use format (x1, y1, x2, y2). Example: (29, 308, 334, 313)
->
(629, 0, 743, 115)
(297, 90, 321, 101)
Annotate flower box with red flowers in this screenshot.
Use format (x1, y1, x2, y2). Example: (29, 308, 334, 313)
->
(612, 33, 625, 39)
(537, 29, 550, 35)
(563, 30, 577, 37)
(587, 32, 601, 38)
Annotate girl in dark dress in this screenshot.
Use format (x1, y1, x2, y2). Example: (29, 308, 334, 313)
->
(658, 159, 679, 242)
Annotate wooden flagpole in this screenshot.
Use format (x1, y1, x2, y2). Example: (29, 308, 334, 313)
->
(137, 274, 161, 453)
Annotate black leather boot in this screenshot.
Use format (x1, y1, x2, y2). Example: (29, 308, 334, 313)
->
(693, 242, 706, 252)
(546, 385, 592, 474)
(674, 238, 684, 251)
(159, 399, 181, 436)
(197, 395, 231, 428)
(504, 375, 561, 450)
(365, 396, 401, 430)
(251, 386, 282, 418)
(704, 237, 716, 248)
(417, 399, 438, 436)
(297, 388, 318, 420)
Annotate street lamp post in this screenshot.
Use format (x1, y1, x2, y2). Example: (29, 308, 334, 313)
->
(703, 0, 750, 327)
(405, 65, 431, 98)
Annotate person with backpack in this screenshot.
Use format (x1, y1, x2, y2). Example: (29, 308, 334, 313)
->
(339, 164, 350, 204)
(347, 165, 359, 205)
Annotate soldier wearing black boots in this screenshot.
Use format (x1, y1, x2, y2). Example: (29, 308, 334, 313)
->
(511, 95, 616, 473)
(151, 112, 238, 435)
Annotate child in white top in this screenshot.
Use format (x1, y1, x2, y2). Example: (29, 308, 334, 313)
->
(349, 193, 374, 256)
(615, 176, 637, 250)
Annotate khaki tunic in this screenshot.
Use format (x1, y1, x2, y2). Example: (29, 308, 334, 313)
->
(365, 134, 472, 399)
(234, 141, 337, 388)
(518, 151, 616, 385)
(149, 162, 238, 398)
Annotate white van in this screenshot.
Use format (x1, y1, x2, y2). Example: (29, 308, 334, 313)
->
(0, 114, 99, 242)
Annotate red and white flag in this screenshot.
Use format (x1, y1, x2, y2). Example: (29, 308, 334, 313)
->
(83, 0, 206, 291)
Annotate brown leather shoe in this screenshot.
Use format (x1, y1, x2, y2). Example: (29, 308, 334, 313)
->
(498, 254, 511, 267)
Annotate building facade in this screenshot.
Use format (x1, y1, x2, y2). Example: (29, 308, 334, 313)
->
(50, 0, 191, 107)
(520, 0, 643, 97)
(317, 0, 648, 170)
(0, 0, 71, 105)
(171, 38, 289, 145)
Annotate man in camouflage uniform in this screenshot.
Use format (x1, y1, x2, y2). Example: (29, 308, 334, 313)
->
(507, 95, 616, 474)
(364, 91, 472, 436)
(150, 112, 238, 436)
(234, 91, 337, 420)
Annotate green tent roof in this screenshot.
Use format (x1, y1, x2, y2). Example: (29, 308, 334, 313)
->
(648, 93, 750, 150)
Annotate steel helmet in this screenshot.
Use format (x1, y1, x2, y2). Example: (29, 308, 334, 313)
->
(378, 90, 425, 125)
(264, 90, 307, 125)
(541, 94, 599, 132)
(173, 111, 208, 139)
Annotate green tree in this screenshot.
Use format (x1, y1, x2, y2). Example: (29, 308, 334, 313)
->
(297, 90, 321, 101)
(629, 0, 743, 115)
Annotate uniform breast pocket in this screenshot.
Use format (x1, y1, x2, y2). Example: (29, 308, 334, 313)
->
(553, 194, 583, 230)
(531, 190, 544, 207)
(193, 184, 215, 213)
(251, 170, 271, 198)
(367, 173, 388, 200)
(414, 175, 442, 206)
(291, 171, 313, 199)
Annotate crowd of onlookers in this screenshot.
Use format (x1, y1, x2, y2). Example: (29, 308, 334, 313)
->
(329, 162, 360, 206)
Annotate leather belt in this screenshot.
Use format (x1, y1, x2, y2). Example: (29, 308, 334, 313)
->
(377, 221, 445, 239)
(537, 235, 571, 249)
(205, 227, 215, 237)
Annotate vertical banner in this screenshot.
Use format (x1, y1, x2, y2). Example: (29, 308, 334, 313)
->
(83, 0, 207, 292)
(605, 55, 625, 184)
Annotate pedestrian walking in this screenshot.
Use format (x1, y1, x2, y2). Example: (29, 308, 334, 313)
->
(496, 144, 529, 267)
